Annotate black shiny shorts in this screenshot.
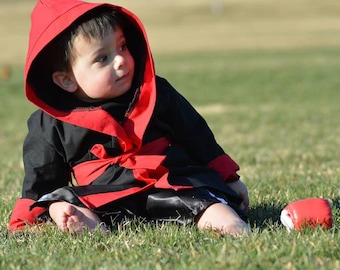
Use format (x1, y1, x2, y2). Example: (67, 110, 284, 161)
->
(32, 187, 247, 228)
(95, 188, 247, 228)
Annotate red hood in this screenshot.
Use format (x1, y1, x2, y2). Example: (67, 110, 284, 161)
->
(25, 0, 156, 151)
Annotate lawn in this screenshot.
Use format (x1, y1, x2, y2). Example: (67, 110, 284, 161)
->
(0, 0, 339, 269)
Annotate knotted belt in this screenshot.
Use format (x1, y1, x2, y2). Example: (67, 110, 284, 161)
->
(73, 137, 170, 186)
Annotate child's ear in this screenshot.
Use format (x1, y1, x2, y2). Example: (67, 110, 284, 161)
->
(52, 71, 77, 93)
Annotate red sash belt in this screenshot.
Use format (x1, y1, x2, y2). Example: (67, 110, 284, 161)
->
(73, 137, 170, 186)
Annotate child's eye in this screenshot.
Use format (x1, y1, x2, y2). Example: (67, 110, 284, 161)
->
(97, 55, 108, 63)
(119, 43, 127, 52)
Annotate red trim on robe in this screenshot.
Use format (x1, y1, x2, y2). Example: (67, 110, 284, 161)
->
(79, 186, 151, 209)
(208, 154, 240, 182)
(9, 198, 46, 231)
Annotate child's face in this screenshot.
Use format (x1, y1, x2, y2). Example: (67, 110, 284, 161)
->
(67, 27, 135, 102)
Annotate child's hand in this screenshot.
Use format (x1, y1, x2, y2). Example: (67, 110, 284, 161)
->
(226, 180, 249, 212)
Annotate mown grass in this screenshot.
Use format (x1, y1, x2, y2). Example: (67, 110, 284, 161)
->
(0, 46, 339, 270)
(1, 0, 340, 269)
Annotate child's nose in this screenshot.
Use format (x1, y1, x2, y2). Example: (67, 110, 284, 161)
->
(113, 55, 124, 70)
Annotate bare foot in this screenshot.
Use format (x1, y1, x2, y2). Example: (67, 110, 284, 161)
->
(49, 201, 109, 235)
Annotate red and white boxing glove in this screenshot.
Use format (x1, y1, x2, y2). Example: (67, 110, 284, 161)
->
(280, 198, 333, 231)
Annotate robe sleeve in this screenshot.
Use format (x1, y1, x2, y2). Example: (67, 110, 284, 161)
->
(157, 77, 239, 182)
(9, 198, 46, 231)
(9, 111, 71, 231)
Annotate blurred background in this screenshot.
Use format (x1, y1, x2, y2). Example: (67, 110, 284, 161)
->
(1, 0, 340, 68)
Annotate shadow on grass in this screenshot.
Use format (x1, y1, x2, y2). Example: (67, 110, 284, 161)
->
(248, 202, 283, 231)
(332, 196, 340, 210)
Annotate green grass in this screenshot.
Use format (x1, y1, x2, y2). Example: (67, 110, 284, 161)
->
(1, 46, 339, 269)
